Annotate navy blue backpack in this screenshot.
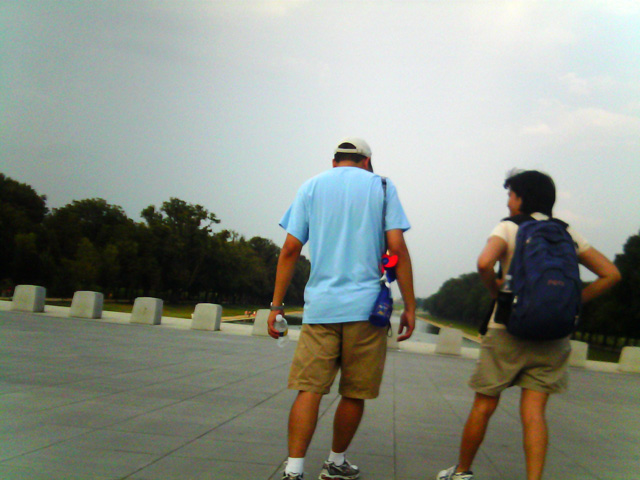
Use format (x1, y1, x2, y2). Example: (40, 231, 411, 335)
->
(504, 215, 582, 340)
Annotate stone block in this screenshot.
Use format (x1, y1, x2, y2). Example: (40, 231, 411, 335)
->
(130, 297, 163, 325)
(435, 327, 462, 356)
(12, 285, 46, 312)
(251, 309, 270, 336)
(386, 321, 399, 349)
(69, 291, 104, 319)
(618, 346, 640, 374)
(191, 303, 222, 331)
(569, 340, 588, 368)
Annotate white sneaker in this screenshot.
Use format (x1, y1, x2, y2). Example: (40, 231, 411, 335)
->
(281, 460, 304, 479)
(318, 458, 360, 479)
(437, 465, 474, 480)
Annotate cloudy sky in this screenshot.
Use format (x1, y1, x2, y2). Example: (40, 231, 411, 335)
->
(2, 1, 639, 297)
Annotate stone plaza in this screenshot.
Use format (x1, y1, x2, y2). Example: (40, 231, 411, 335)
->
(0, 300, 638, 479)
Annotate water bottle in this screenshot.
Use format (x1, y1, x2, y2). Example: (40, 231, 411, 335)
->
(503, 274, 512, 293)
(502, 274, 515, 303)
(274, 314, 290, 347)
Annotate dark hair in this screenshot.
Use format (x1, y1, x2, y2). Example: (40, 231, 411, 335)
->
(504, 170, 556, 216)
(334, 143, 367, 163)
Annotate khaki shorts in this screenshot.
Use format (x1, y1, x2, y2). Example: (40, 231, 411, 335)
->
(469, 328, 572, 397)
(288, 321, 388, 399)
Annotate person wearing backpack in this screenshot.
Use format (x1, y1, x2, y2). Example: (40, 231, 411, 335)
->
(437, 170, 620, 480)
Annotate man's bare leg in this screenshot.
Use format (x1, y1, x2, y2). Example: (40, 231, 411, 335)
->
(331, 396, 365, 453)
(288, 391, 323, 457)
(457, 392, 500, 472)
(520, 388, 549, 480)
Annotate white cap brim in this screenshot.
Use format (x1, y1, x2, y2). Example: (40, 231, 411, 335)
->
(334, 137, 372, 158)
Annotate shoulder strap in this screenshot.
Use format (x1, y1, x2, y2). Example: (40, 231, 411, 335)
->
(502, 214, 569, 230)
(550, 217, 569, 229)
(498, 214, 533, 279)
(502, 213, 534, 225)
(382, 177, 387, 252)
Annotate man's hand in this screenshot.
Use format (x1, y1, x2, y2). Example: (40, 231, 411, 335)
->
(386, 229, 416, 342)
(267, 310, 282, 339)
(397, 309, 415, 341)
(267, 234, 303, 340)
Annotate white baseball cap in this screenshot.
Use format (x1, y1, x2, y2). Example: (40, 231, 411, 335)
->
(334, 137, 372, 158)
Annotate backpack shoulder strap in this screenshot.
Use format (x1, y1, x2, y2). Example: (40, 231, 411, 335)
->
(503, 214, 570, 230)
(550, 217, 569, 229)
(381, 177, 388, 255)
(549, 217, 579, 250)
(502, 213, 534, 225)
(504, 214, 535, 277)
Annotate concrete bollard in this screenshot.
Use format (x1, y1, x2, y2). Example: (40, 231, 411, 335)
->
(251, 309, 270, 337)
(69, 291, 104, 319)
(618, 346, 640, 374)
(435, 327, 463, 356)
(191, 303, 222, 331)
(386, 321, 399, 349)
(12, 285, 46, 312)
(569, 340, 588, 368)
(130, 297, 163, 325)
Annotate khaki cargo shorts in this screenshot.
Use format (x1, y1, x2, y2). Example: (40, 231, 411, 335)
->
(469, 327, 572, 397)
(288, 321, 388, 399)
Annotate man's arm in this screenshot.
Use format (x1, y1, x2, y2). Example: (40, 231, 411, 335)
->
(477, 236, 508, 299)
(267, 233, 303, 339)
(578, 247, 621, 303)
(386, 229, 415, 341)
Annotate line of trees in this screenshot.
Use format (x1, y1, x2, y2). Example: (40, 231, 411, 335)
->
(423, 232, 640, 347)
(0, 173, 309, 304)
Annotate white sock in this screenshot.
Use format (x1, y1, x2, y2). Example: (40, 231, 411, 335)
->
(328, 450, 345, 466)
(286, 457, 305, 475)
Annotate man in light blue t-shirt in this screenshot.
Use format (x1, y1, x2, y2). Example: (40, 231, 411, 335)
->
(268, 137, 416, 480)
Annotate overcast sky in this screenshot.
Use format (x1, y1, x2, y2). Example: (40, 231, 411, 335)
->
(2, 1, 639, 297)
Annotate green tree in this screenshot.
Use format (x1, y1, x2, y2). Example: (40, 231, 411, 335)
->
(247, 236, 281, 300)
(613, 230, 640, 339)
(141, 198, 220, 300)
(61, 237, 101, 291)
(44, 198, 137, 296)
(578, 229, 640, 343)
(12, 232, 44, 285)
(0, 173, 48, 286)
(45, 198, 132, 257)
(424, 272, 491, 327)
(0, 175, 312, 307)
(288, 254, 311, 305)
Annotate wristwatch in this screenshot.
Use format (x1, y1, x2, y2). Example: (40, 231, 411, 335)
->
(270, 302, 284, 311)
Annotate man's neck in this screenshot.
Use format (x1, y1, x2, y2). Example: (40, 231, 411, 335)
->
(334, 161, 364, 170)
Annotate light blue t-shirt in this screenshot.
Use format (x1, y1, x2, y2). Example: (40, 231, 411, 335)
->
(280, 166, 410, 324)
